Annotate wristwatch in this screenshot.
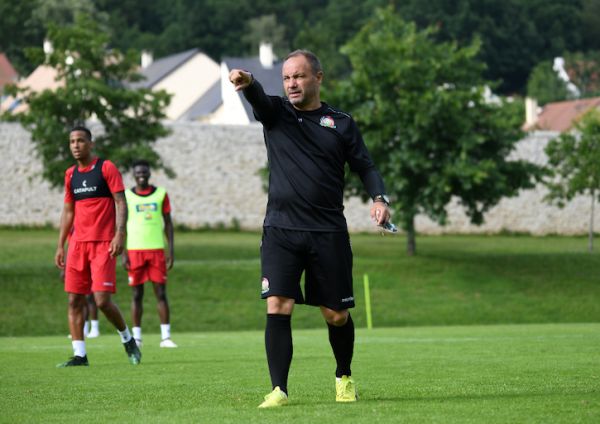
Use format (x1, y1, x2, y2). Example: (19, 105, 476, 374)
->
(373, 194, 390, 206)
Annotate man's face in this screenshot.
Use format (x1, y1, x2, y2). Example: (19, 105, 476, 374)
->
(282, 55, 322, 110)
(133, 165, 151, 188)
(69, 130, 93, 161)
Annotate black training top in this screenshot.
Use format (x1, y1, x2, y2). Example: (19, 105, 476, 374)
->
(70, 158, 112, 201)
(243, 79, 386, 232)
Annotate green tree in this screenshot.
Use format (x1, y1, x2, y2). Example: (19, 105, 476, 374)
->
(581, 0, 600, 51)
(93, 0, 328, 61)
(0, 0, 109, 75)
(2, 14, 172, 188)
(0, 0, 45, 75)
(243, 14, 288, 58)
(29, 0, 102, 27)
(527, 60, 570, 105)
(293, 0, 386, 86)
(328, 7, 541, 255)
(544, 110, 600, 252)
(397, 0, 584, 94)
(66, 0, 590, 94)
(564, 51, 600, 98)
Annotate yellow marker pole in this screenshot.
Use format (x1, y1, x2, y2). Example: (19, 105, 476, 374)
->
(363, 274, 373, 330)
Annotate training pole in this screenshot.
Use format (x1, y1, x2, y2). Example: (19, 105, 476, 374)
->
(363, 274, 373, 330)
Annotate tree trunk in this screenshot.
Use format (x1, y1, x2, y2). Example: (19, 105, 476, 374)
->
(405, 215, 416, 256)
(589, 190, 595, 253)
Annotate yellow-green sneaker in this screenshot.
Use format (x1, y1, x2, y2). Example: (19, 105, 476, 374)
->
(336, 375, 357, 402)
(258, 386, 288, 408)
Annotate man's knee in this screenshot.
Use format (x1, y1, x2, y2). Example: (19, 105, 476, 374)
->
(153, 284, 167, 302)
(68, 294, 86, 310)
(322, 308, 349, 326)
(266, 296, 295, 315)
(94, 293, 112, 310)
(132, 286, 144, 303)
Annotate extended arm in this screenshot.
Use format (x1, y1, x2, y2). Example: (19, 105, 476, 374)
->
(110, 191, 127, 257)
(55, 202, 74, 269)
(229, 69, 253, 92)
(163, 212, 174, 269)
(229, 69, 278, 124)
(121, 197, 130, 270)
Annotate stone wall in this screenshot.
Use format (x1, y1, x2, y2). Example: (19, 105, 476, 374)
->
(415, 131, 600, 235)
(0, 122, 596, 234)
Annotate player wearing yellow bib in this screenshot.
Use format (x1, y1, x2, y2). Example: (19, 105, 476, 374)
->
(122, 160, 177, 348)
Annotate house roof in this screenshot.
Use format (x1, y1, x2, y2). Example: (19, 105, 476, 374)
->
(222, 57, 283, 122)
(19, 65, 61, 92)
(132, 48, 199, 89)
(0, 65, 61, 113)
(533, 97, 600, 132)
(0, 53, 18, 89)
(179, 79, 222, 120)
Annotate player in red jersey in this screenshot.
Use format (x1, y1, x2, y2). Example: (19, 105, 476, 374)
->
(54, 126, 141, 367)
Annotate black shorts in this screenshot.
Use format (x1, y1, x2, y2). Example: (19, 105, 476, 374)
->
(260, 226, 355, 310)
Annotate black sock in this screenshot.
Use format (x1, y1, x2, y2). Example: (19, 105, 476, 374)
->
(327, 313, 354, 378)
(265, 314, 292, 395)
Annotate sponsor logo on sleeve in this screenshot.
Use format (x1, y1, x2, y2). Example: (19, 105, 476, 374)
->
(261, 277, 270, 294)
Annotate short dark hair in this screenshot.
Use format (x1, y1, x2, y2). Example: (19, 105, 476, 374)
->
(132, 159, 151, 169)
(285, 49, 322, 75)
(70, 126, 92, 141)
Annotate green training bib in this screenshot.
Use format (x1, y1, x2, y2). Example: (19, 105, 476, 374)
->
(125, 187, 166, 250)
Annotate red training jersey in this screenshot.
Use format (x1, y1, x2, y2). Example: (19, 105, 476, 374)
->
(64, 158, 125, 242)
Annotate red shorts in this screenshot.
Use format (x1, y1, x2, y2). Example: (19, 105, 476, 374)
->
(127, 250, 167, 286)
(65, 241, 117, 294)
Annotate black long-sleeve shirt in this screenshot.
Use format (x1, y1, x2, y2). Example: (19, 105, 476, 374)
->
(243, 79, 386, 232)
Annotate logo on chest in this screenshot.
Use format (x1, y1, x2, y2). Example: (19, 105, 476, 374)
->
(319, 115, 336, 129)
(73, 179, 97, 194)
(136, 203, 158, 220)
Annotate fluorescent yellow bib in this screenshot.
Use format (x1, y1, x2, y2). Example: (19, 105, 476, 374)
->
(125, 187, 166, 250)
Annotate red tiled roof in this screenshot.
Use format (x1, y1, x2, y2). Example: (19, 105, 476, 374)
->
(533, 97, 600, 132)
(0, 65, 62, 113)
(0, 53, 19, 88)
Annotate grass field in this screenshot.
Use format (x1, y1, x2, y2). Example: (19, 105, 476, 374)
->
(1, 229, 600, 336)
(1, 324, 598, 423)
(1, 229, 600, 422)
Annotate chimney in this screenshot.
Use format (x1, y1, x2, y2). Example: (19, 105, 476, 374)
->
(43, 39, 54, 55)
(553, 56, 580, 98)
(525, 97, 539, 129)
(141, 50, 153, 69)
(259, 42, 274, 69)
